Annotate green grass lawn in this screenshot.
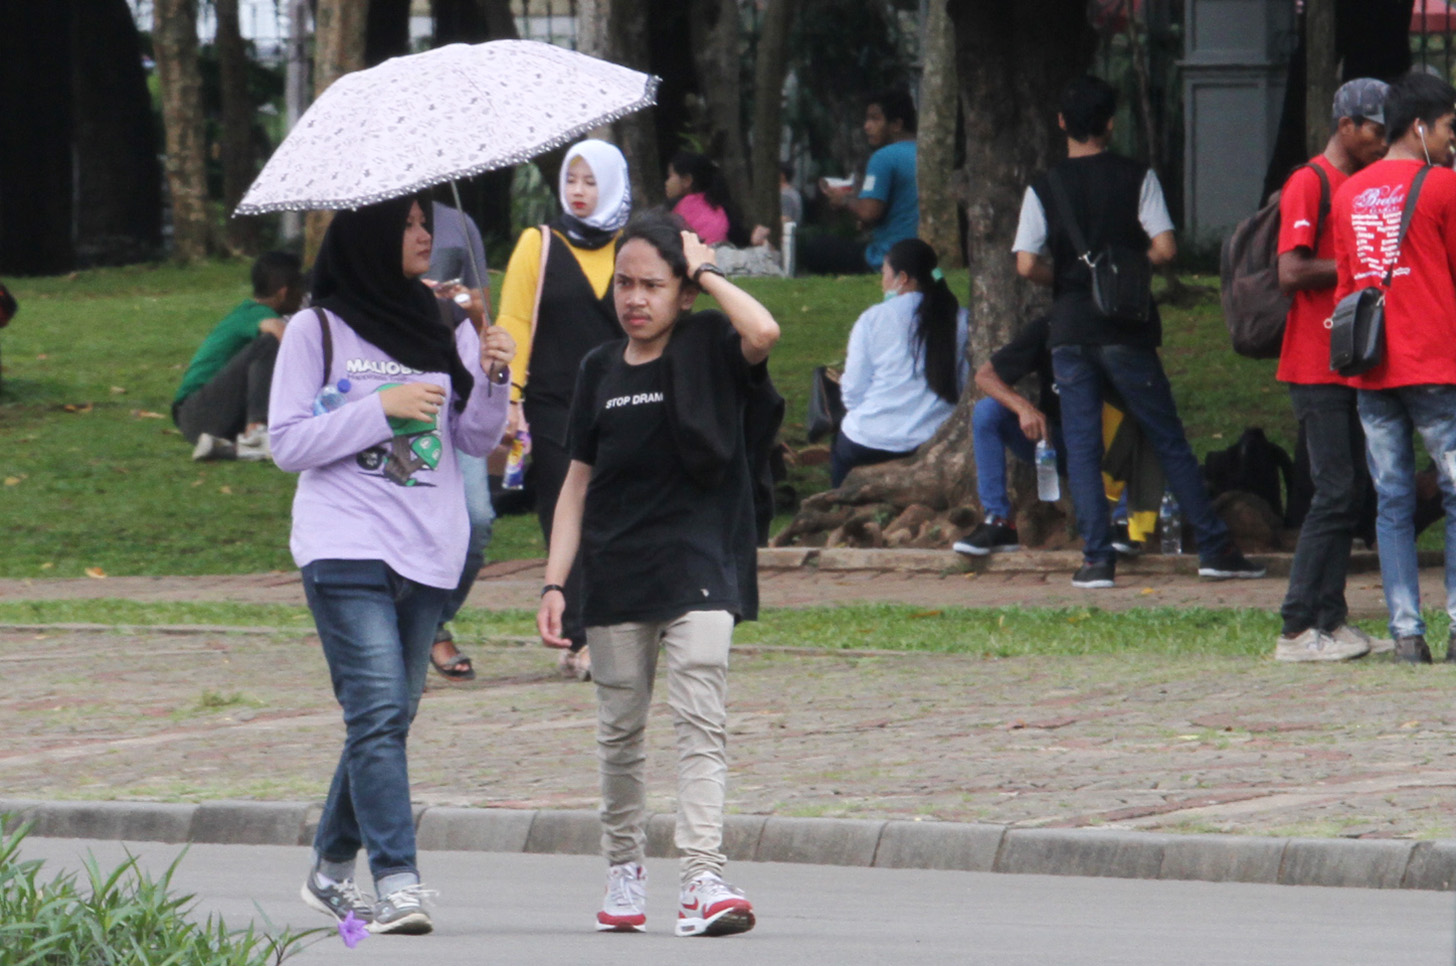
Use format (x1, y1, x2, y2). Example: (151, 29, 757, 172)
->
(0, 261, 1306, 579)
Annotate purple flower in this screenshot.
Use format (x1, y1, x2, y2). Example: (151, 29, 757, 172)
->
(338, 911, 368, 948)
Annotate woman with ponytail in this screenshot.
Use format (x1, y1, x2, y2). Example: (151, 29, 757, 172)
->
(665, 151, 749, 247)
(832, 237, 969, 486)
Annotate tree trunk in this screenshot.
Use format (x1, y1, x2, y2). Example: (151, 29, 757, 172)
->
(748, 0, 792, 241)
(305, 0, 370, 264)
(154, 0, 211, 263)
(688, 0, 751, 213)
(916, 0, 962, 266)
(1305, 0, 1337, 159)
(71, 0, 163, 266)
(280, 0, 311, 243)
(776, 0, 1097, 548)
(366, 0, 412, 65)
(216, 0, 255, 250)
(609, 0, 665, 208)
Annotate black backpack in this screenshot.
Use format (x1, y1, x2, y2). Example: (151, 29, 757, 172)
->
(1219, 163, 1330, 359)
(1203, 427, 1295, 524)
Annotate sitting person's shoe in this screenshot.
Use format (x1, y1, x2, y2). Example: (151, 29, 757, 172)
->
(1275, 628, 1367, 663)
(1071, 560, 1115, 589)
(1197, 546, 1266, 580)
(596, 862, 647, 932)
(368, 882, 435, 935)
(300, 871, 373, 924)
(952, 517, 1020, 556)
(1329, 623, 1394, 656)
(1394, 635, 1433, 665)
(191, 432, 236, 462)
(235, 425, 272, 462)
(675, 872, 754, 937)
(1110, 521, 1143, 557)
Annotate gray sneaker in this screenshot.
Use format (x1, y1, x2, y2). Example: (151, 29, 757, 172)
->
(368, 883, 435, 935)
(300, 873, 373, 924)
(1329, 623, 1394, 655)
(1274, 628, 1368, 663)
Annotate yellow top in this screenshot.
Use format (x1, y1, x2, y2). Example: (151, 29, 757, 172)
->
(496, 226, 618, 403)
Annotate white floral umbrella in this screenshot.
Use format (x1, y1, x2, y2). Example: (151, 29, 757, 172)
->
(234, 40, 658, 216)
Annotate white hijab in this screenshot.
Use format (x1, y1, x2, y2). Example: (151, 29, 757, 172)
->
(558, 139, 632, 234)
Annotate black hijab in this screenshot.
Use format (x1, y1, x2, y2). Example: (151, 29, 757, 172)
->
(312, 194, 474, 410)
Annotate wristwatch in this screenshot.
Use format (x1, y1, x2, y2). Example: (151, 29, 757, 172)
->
(692, 262, 726, 285)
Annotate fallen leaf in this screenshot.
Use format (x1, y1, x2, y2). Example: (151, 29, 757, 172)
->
(219, 485, 233, 495)
(909, 609, 942, 619)
(1140, 587, 1154, 595)
(110, 386, 127, 394)
(85, 567, 107, 579)
(135, 410, 166, 419)
(61, 403, 93, 414)
(35, 353, 47, 360)
(4, 477, 20, 486)
(1400, 720, 1420, 729)
(40, 562, 53, 570)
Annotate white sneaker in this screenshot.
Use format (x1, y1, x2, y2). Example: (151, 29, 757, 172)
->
(191, 432, 236, 461)
(596, 862, 647, 932)
(1329, 623, 1394, 655)
(676, 872, 754, 937)
(1275, 627, 1368, 663)
(235, 426, 272, 462)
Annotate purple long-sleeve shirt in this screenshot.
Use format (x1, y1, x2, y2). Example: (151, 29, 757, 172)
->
(269, 308, 509, 588)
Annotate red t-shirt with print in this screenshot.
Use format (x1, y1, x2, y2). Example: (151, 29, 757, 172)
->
(1332, 158, 1456, 390)
(1276, 155, 1348, 385)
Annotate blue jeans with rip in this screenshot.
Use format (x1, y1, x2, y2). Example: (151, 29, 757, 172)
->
(971, 396, 1066, 520)
(1357, 386, 1456, 640)
(303, 558, 449, 887)
(439, 452, 495, 628)
(1052, 344, 1229, 565)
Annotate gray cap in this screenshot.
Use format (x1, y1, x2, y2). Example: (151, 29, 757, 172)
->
(1332, 78, 1389, 126)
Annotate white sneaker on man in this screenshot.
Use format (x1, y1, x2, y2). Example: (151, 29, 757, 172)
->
(675, 872, 754, 937)
(596, 862, 647, 932)
(1274, 627, 1368, 663)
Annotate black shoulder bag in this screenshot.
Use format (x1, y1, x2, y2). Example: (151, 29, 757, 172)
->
(1046, 169, 1153, 326)
(1329, 164, 1432, 377)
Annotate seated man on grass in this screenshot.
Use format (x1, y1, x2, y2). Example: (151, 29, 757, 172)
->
(173, 252, 304, 462)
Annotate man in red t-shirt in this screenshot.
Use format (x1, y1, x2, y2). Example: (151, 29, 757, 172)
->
(1273, 78, 1390, 664)
(1330, 71, 1456, 664)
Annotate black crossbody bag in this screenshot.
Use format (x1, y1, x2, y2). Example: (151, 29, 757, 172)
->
(1329, 164, 1432, 377)
(1046, 169, 1153, 326)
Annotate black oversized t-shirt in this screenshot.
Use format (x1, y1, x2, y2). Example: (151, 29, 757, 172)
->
(989, 315, 1058, 425)
(567, 317, 755, 626)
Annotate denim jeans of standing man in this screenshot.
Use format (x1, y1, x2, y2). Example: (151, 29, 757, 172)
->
(1356, 385, 1456, 641)
(1052, 344, 1230, 565)
(1280, 384, 1369, 636)
(303, 558, 450, 888)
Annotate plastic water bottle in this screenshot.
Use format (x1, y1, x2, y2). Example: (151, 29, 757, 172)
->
(503, 427, 530, 490)
(312, 378, 351, 416)
(1159, 490, 1183, 555)
(781, 221, 797, 277)
(1035, 438, 1060, 502)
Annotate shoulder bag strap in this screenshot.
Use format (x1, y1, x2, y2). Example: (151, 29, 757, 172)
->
(1301, 162, 1332, 242)
(312, 307, 332, 390)
(1044, 169, 1093, 264)
(1384, 164, 1434, 287)
(531, 225, 551, 346)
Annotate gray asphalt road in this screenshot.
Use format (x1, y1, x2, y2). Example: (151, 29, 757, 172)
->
(17, 838, 1455, 965)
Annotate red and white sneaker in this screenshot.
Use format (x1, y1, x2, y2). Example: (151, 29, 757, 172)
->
(675, 872, 755, 937)
(596, 862, 647, 932)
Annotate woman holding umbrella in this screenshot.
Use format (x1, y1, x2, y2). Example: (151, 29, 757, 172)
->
(269, 195, 515, 935)
(497, 139, 633, 681)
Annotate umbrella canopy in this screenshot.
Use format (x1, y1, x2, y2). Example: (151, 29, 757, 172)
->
(235, 40, 658, 215)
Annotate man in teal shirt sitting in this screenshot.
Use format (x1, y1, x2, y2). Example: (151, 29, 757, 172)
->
(173, 251, 303, 461)
(805, 89, 920, 274)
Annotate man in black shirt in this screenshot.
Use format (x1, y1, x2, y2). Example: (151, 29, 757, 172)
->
(1014, 76, 1265, 588)
(537, 213, 780, 937)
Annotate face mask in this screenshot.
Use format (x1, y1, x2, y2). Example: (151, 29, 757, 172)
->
(882, 287, 901, 303)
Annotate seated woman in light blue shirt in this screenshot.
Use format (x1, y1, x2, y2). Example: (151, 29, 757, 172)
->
(832, 238, 969, 487)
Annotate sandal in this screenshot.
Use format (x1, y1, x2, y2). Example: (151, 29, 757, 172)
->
(430, 632, 476, 681)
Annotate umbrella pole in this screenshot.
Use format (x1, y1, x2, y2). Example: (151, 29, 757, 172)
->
(450, 179, 488, 324)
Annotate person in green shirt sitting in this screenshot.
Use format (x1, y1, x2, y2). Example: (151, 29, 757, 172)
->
(173, 251, 304, 461)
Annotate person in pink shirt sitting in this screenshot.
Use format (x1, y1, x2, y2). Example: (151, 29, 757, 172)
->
(664, 151, 744, 246)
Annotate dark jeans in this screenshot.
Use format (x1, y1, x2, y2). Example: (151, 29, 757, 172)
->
(303, 559, 449, 886)
(172, 333, 278, 444)
(1280, 384, 1367, 635)
(528, 404, 586, 650)
(1052, 344, 1229, 565)
(830, 431, 912, 487)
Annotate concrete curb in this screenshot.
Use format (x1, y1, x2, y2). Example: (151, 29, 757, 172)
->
(4, 799, 1452, 892)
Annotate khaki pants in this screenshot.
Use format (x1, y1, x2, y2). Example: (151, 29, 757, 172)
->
(588, 610, 733, 883)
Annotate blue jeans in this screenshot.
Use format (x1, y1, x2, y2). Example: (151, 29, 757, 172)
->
(439, 452, 495, 628)
(303, 559, 450, 886)
(1052, 344, 1229, 565)
(1356, 386, 1456, 640)
(971, 397, 1065, 520)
